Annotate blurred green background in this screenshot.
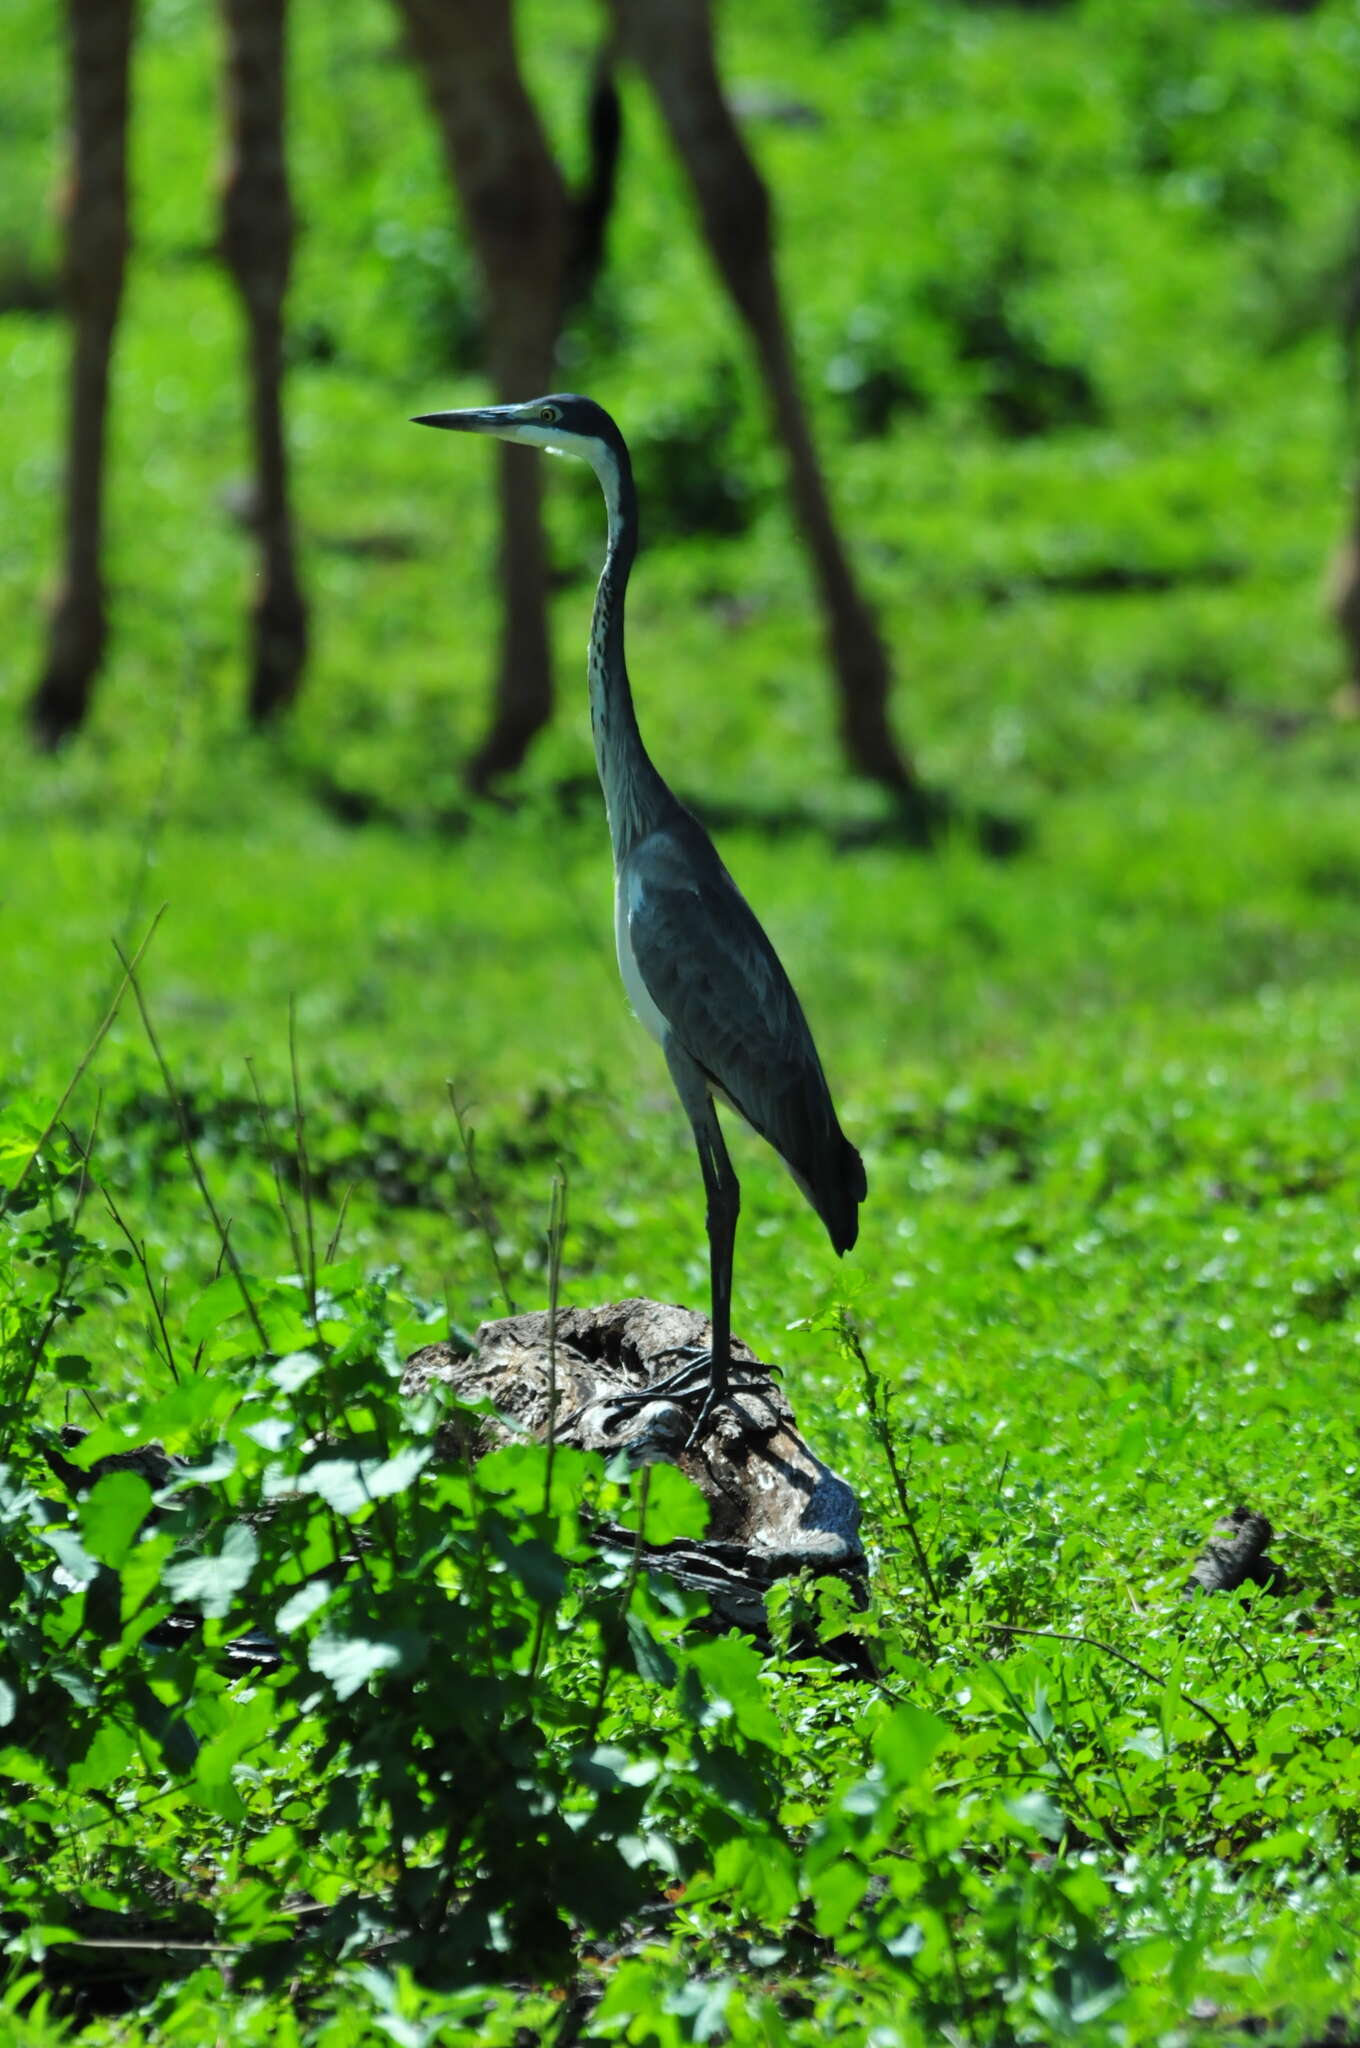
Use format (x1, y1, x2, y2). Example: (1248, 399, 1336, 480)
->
(8, 5, 1360, 2037)
(2, 0, 1359, 1360)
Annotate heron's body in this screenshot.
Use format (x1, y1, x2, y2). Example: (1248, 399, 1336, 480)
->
(415, 393, 865, 1433)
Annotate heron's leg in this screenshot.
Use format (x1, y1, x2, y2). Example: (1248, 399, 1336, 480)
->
(595, 1046, 747, 1441)
(659, 1037, 739, 1433)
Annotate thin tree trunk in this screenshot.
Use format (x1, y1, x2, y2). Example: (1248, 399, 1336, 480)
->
(611, 0, 933, 829)
(30, 0, 135, 749)
(394, 0, 570, 793)
(220, 0, 308, 723)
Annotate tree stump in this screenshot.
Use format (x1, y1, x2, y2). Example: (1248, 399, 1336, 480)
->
(1183, 1507, 1288, 1597)
(401, 1297, 866, 1637)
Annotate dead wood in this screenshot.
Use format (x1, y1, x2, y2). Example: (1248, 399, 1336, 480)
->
(402, 1296, 866, 1637)
(1183, 1507, 1289, 1598)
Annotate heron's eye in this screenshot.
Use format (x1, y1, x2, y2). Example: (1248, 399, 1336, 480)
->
(539, 405, 560, 424)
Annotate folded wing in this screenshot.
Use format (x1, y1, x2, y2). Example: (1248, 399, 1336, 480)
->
(621, 816, 866, 1252)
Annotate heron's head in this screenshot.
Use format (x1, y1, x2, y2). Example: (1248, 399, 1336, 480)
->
(412, 393, 625, 471)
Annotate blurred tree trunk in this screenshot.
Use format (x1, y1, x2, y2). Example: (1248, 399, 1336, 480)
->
(1330, 476, 1360, 714)
(29, 0, 134, 749)
(394, 0, 570, 794)
(220, 0, 309, 724)
(609, 0, 933, 832)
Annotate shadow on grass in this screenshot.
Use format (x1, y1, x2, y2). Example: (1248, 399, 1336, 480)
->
(293, 760, 1031, 860)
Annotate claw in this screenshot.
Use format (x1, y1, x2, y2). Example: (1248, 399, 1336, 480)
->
(593, 1347, 774, 1445)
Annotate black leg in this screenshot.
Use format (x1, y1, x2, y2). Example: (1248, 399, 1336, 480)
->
(589, 1042, 751, 1444)
(683, 1087, 739, 1442)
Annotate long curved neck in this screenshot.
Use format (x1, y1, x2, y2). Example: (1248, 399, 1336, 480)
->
(587, 439, 665, 861)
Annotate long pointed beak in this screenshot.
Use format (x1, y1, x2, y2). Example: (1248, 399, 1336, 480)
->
(411, 408, 508, 434)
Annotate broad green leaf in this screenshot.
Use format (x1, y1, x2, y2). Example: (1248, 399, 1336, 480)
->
(1006, 1789, 1067, 1843)
(874, 1702, 949, 1787)
(183, 1274, 248, 1347)
(37, 1526, 100, 1587)
(1241, 1826, 1309, 1862)
(80, 1470, 153, 1568)
(712, 1835, 797, 1923)
(625, 1463, 709, 1543)
(807, 1854, 867, 1937)
(0, 1746, 53, 1787)
(309, 1628, 427, 1700)
(67, 1719, 137, 1793)
(269, 1349, 324, 1393)
(276, 1579, 336, 1633)
(162, 1523, 259, 1617)
(193, 1691, 275, 1818)
(626, 1611, 677, 1686)
(686, 1636, 782, 1748)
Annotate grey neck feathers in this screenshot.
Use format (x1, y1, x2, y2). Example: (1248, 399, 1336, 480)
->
(586, 438, 665, 861)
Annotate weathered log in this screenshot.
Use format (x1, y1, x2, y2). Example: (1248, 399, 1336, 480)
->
(1183, 1507, 1288, 1598)
(402, 1297, 866, 1637)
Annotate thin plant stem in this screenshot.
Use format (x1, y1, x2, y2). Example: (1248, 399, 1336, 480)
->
(988, 1660, 1125, 1852)
(585, 1465, 652, 1747)
(288, 999, 318, 1329)
(113, 941, 270, 1355)
(529, 1168, 570, 1690)
(836, 1309, 940, 1609)
(447, 1084, 517, 1316)
(95, 1178, 180, 1386)
(8, 907, 166, 1201)
(324, 1184, 355, 1267)
(1, 1096, 103, 1447)
(984, 1623, 1242, 1763)
(245, 1054, 307, 1288)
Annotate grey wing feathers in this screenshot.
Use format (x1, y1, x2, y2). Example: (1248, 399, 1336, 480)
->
(623, 821, 866, 1253)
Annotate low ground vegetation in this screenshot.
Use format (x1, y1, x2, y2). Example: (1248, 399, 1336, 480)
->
(4, 0, 1360, 2040)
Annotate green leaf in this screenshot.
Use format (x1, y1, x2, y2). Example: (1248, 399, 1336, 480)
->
(161, 1523, 259, 1617)
(80, 1471, 153, 1568)
(1007, 1789, 1067, 1843)
(67, 1719, 137, 1793)
(275, 1579, 336, 1632)
(269, 1349, 324, 1393)
(712, 1835, 797, 1922)
(629, 1463, 709, 1543)
(0, 1746, 54, 1788)
(874, 1703, 950, 1787)
(183, 1274, 247, 1346)
(686, 1636, 782, 1748)
(297, 1444, 430, 1515)
(627, 1611, 677, 1686)
(309, 1628, 427, 1700)
(37, 1526, 100, 1587)
(193, 1692, 275, 1819)
(1241, 1826, 1309, 1862)
(807, 1854, 866, 1937)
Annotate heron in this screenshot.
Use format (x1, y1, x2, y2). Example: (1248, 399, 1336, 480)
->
(414, 394, 866, 1441)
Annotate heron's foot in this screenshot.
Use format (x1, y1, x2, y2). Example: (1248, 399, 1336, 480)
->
(652, 1340, 782, 1383)
(596, 1347, 774, 1448)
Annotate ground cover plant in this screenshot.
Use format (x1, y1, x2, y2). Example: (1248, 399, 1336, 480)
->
(4, 0, 1360, 2040)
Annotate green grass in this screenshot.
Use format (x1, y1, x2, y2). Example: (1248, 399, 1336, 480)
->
(4, 0, 1360, 2040)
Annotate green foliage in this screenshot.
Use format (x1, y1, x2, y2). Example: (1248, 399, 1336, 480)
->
(4, 0, 1360, 2038)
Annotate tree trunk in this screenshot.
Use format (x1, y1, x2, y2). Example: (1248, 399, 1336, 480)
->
(394, 0, 570, 792)
(29, 0, 135, 749)
(610, 0, 934, 830)
(220, 0, 308, 724)
(1329, 466, 1360, 712)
